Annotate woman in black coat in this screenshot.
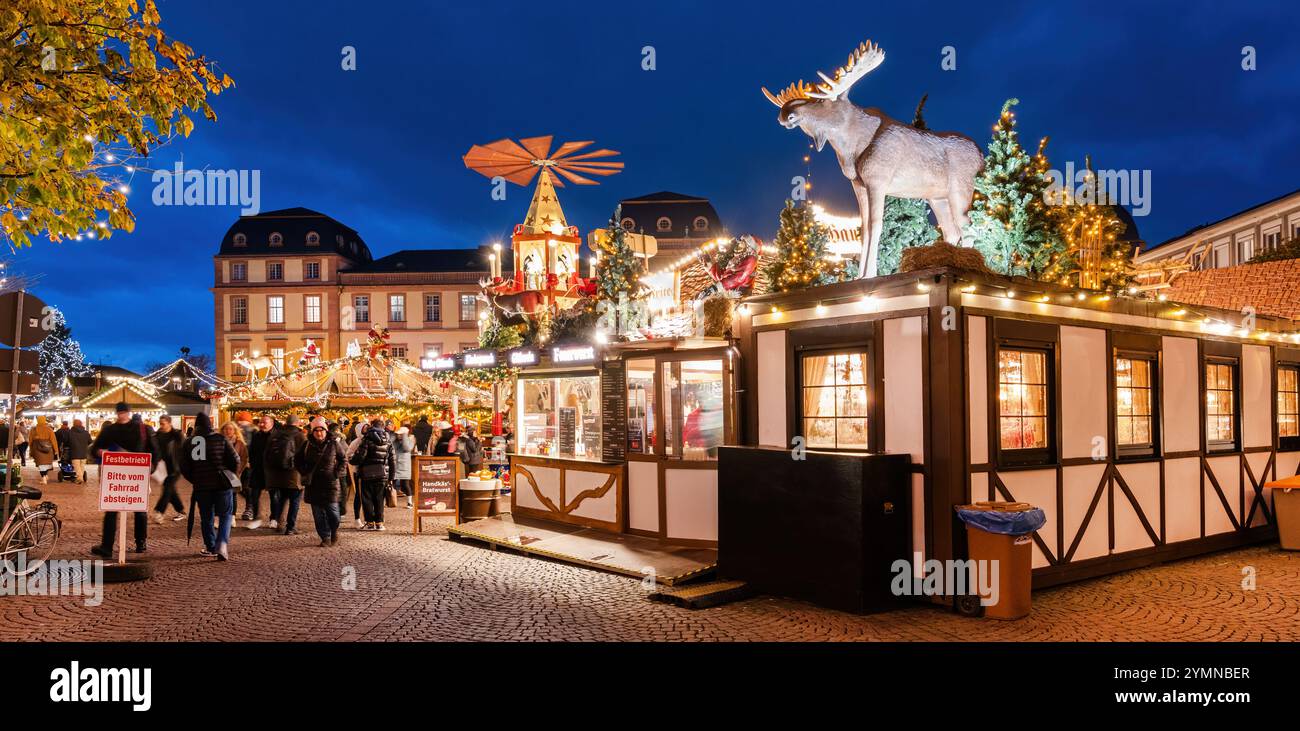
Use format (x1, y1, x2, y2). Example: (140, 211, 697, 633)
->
(296, 417, 346, 546)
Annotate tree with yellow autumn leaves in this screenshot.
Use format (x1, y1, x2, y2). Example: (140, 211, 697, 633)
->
(0, 0, 233, 248)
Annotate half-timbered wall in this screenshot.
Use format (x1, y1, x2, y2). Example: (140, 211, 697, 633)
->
(966, 311, 1288, 585)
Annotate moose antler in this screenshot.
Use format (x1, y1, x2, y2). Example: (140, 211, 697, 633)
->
(809, 40, 885, 101)
(761, 80, 816, 107)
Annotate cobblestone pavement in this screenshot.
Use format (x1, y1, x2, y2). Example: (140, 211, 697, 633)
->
(2, 465, 1298, 641)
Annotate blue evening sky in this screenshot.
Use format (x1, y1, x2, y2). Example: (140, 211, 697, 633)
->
(10, 0, 1298, 370)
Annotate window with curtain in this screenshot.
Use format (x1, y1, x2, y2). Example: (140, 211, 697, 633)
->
(1278, 365, 1299, 447)
(1116, 355, 1156, 456)
(799, 350, 869, 450)
(390, 294, 405, 322)
(1205, 361, 1237, 450)
(997, 347, 1049, 453)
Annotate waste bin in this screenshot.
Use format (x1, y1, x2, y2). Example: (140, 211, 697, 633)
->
(1264, 476, 1300, 551)
(956, 502, 1046, 620)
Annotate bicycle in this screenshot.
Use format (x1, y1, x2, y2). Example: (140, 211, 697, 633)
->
(1, 485, 61, 576)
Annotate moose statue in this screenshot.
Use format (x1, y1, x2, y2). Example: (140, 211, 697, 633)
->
(762, 39, 983, 279)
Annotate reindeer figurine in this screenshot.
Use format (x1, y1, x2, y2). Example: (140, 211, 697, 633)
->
(763, 40, 983, 278)
(231, 350, 279, 381)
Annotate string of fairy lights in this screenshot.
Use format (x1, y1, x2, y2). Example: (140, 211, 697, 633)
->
(741, 273, 1300, 343)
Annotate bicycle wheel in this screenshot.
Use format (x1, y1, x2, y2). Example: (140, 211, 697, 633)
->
(6, 511, 60, 575)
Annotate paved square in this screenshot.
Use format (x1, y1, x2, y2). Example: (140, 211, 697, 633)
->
(3, 466, 1298, 641)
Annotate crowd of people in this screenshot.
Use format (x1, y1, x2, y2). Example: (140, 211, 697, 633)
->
(2, 404, 496, 561)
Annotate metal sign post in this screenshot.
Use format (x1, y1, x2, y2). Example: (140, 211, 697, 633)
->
(0, 290, 49, 526)
(2, 292, 22, 528)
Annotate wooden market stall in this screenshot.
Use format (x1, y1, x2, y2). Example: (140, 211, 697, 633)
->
(505, 338, 735, 547)
(731, 265, 1300, 593)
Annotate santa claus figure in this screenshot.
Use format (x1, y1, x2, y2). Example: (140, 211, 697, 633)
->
(298, 338, 321, 366)
(366, 325, 391, 358)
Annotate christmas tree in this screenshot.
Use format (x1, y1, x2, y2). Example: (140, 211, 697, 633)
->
(763, 200, 831, 292)
(965, 99, 1061, 277)
(36, 307, 90, 399)
(595, 205, 641, 303)
(1040, 156, 1133, 291)
(876, 95, 940, 275)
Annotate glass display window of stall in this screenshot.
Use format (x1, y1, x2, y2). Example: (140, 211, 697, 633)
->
(517, 373, 602, 460)
(626, 358, 657, 455)
(661, 359, 724, 460)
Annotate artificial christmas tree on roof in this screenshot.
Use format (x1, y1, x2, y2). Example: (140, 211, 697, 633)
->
(965, 99, 1061, 277)
(1040, 156, 1134, 291)
(763, 200, 831, 292)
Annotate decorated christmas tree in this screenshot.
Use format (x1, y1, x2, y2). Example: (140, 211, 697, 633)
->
(36, 307, 90, 399)
(1040, 156, 1133, 291)
(764, 200, 831, 292)
(595, 205, 641, 303)
(876, 95, 940, 276)
(965, 99, 1061, 277)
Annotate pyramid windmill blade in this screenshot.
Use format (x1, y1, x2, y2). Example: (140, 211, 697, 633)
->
(559, 163, 624, 178)
(559, 148, 621, 162)
(551, 167, 599, 186)
(518, 135, 554, 161)
(549, 140, 595, 160)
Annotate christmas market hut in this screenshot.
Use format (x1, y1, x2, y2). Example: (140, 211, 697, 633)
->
(726, 264, 1300, 609)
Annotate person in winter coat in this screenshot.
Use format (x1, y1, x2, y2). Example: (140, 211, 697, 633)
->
(28, 416, 60, 484)
(345, 421, 370, 528)
(67, 419, 92, 483)
(89, 402, 152, 556)
(221, 421, 249, 522)
(14, 419, 28, 466)
(244, 415, 276, 527)
(351, 418, 395, 530)
(56, 421, 71, 469)
(412, 416, 434, 454)
(431, 420, 454, 456)
(457, 423, 484, 474)
(296, 417, 347, 547)
(264, 415, 307, 534)
(392, 425, 416, 507)
(178, 412, 238, 560)
(151, 415, 185, 522)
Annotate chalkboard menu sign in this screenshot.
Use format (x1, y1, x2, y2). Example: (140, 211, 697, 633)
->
(558, 407, 577, 457)
(601, 360, 627, 462)
(412, 456, 460, 533)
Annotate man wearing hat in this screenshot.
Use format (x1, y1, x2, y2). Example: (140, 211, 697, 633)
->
(88, 401, 152, 557)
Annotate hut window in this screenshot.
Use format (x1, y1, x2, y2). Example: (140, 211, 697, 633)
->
(662, 359, 725, 459)
(997, 347, 1050, 455)
(1115, 355, 1157, 457)
(799, 350, 869, 451)
(1205, 360, 1238, 451)
(626, 358, 657, 455)
(1278, 365, 1299, 449)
